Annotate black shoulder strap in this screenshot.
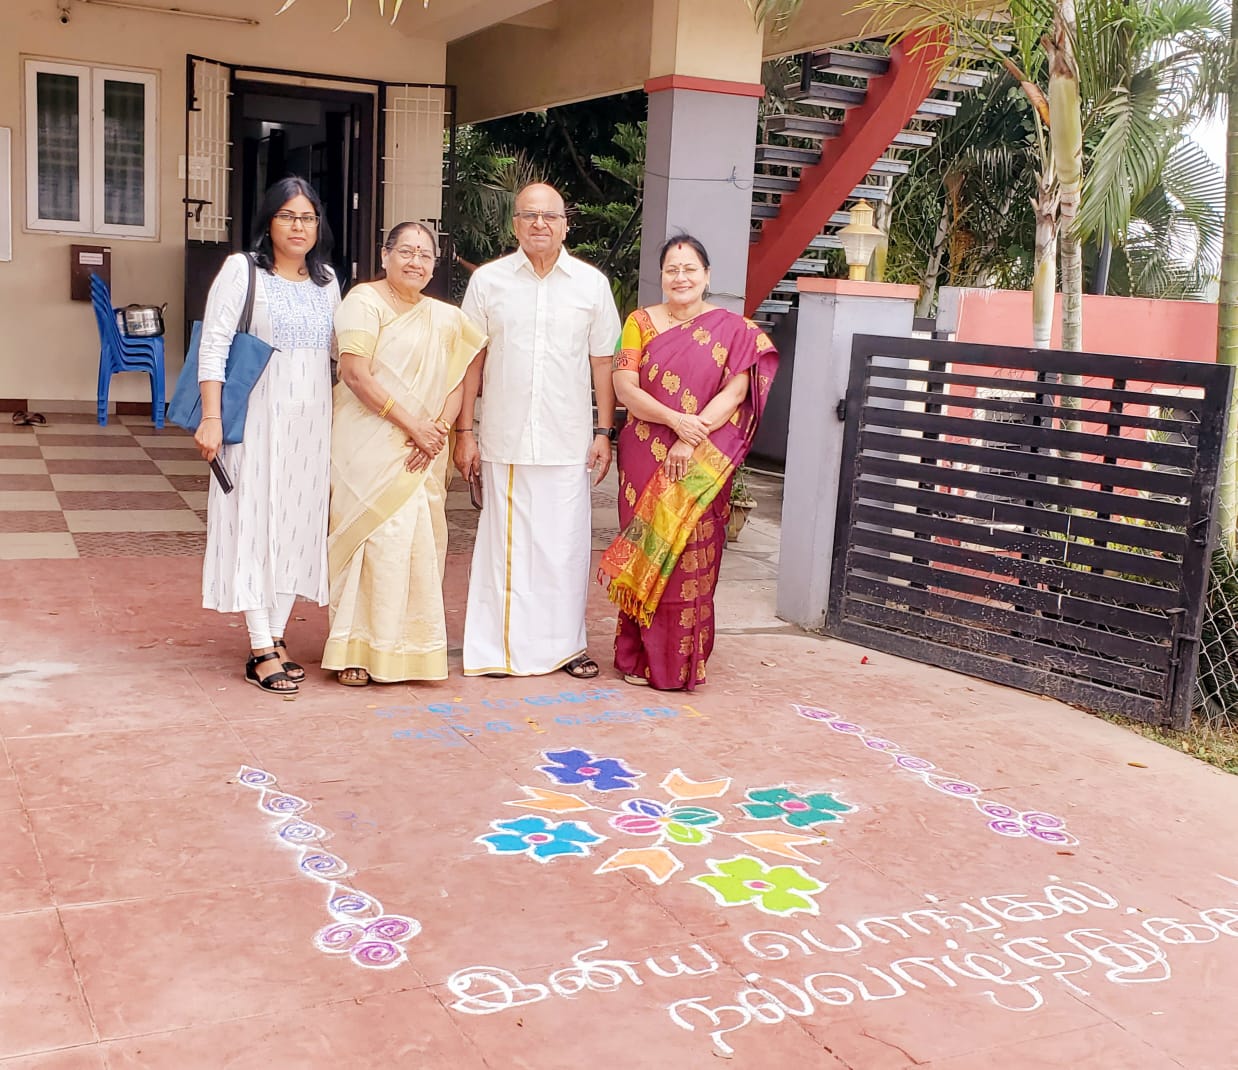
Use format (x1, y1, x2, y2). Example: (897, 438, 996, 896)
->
(237, 253, 258, 334)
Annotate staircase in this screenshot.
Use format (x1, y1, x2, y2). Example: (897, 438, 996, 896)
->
(746, 27, 995, 323)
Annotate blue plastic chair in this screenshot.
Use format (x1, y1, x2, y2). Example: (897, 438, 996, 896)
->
(89, 273, 165, 428)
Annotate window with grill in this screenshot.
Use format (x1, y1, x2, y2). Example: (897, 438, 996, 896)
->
(24, 59, 157, 238)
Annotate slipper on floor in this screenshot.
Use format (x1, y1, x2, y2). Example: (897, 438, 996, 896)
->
(338, 668, 370, 687)
(11, 411, 46, 427)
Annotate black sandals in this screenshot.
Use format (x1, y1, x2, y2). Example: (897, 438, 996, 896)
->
(271, 638, 306, 682)
(562, 654, 600, 680)
(246, 650, 299, 693)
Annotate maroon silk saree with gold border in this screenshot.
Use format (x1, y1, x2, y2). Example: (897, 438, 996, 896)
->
(599, 307, 777, 690)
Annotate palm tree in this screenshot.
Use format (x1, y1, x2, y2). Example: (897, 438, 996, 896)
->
(883, 80, 1042, 308)
(452, 128, 543, 267)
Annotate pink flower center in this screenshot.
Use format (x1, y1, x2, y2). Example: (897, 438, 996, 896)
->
(525, 833, 552, 844)
(745, 880, 773, 891)
(577, 766, 600, 776)
(781, 800, 811, 812)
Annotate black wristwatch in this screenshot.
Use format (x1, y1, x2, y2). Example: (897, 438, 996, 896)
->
(593, 426, 617, 442)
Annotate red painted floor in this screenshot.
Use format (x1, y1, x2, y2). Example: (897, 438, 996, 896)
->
(2, 415, 1238, 1068)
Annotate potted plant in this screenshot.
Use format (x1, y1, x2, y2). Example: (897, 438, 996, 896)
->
(727, 465, 757, 542)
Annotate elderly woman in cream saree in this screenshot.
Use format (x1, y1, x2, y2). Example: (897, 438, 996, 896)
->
(324, 222, 486, 685)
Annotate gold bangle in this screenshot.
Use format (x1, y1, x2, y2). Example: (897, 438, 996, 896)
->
(435, 417, 451, 433)
(377, 396, 395, 420)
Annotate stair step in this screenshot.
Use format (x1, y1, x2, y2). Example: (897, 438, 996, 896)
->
(751, 203, 780, 220)
(773, 279, 800, 294)
(847, 183, 889, 202)
(915, 98, 961, 119)
(754, 179, 889, 203)
(785, 82, 868, 109)
(954, 32, 1013, 56)
(936, 67, 986, 90)
(758, 299, 793, 314)
(791, 257, 830, 273)
(765, 114, 844, 140)
(753, 173, 800, 194)
(868, 157, 911, 176)
(892, 128, 937, 148)
(756, 144, 820, 166)
(756, 147, 909, 178)
(811, 48, 891, 78)
(808, 234, 844, 250)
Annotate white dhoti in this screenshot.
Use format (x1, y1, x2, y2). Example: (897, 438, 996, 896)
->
(463, 461, 591, 676)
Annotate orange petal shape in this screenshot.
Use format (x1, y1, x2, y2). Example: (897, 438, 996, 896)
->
(731, 830, 824, 862)
(660, 768, 731, 800)
(504, 787, 594, 813)
(595, 847, 683, 885)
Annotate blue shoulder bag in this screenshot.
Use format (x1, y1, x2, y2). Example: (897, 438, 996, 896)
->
(167, 253, 275, 445)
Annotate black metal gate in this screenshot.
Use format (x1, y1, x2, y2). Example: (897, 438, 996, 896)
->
(827, 334, 1233, 728)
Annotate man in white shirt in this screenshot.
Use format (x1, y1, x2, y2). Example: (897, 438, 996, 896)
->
(454, 183, 622, 679)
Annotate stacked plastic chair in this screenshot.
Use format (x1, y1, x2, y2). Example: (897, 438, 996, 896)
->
(89, 273, 166, 428)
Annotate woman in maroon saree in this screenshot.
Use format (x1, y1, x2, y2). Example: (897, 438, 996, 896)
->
(598, 235, 778, 691)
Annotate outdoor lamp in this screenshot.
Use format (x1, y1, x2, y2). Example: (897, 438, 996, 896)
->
(838, 199, 883, 281)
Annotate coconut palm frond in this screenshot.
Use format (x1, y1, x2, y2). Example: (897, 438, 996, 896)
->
(1077, 87, 1169, 241)
(747, 0, 804, 32)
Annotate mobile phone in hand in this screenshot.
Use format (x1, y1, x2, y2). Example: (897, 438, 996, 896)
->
(209, 457, 233, 494)
(468, 470, 482, 510)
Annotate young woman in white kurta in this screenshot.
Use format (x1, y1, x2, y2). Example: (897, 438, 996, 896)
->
(194, 178, 340, 693)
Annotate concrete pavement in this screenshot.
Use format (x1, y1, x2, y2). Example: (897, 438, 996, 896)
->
(2, 415, 1238, 1068)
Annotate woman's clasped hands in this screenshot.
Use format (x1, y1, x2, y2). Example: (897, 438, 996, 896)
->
(673, 412, 709, 447)
(664, 438, 694, 482)
(405, 417, 447, 472)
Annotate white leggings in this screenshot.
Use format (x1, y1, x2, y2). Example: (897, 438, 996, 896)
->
(244, 592, 296, 650)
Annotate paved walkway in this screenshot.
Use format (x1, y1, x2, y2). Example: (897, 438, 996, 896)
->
(3, 413, 1238, 1068)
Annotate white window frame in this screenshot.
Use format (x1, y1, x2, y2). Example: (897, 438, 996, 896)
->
(24, 58, 158, 239)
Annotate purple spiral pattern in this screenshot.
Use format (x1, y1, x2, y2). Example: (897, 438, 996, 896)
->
(350, 940, 405, 970)
(988, 819, 1028, 837)
(929, 777, 981, 797)
(795, 704, 1078, 847)
(314, 922, 364, 953)
(238, 767, 276, 787)
(1027, 824, 1077, 845)
(328, 891, 380, 918)
(364, 915, 420, 943)
(261, 793, 310, 816)
(278, 820, 325, 844)
(300, 852, 349, 879)
(863, 738, 898, 751)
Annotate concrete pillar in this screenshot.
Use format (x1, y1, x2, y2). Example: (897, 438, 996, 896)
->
(777, 278, 920, 630)
(639, 0, 763, 313)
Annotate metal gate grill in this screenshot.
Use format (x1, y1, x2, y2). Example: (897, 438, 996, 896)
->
(185, 57, 230, 242)
(827, 334, 1233, 727)
(380, 83, 453, 244)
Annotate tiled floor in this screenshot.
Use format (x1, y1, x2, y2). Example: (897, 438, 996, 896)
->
(0, 411, 642, 563)
(0, 413, 206, 559)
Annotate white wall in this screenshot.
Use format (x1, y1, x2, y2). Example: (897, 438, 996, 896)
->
(0, 1, 444, 406)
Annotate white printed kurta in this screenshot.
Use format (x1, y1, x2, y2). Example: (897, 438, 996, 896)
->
(200, 255, 339, 612)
